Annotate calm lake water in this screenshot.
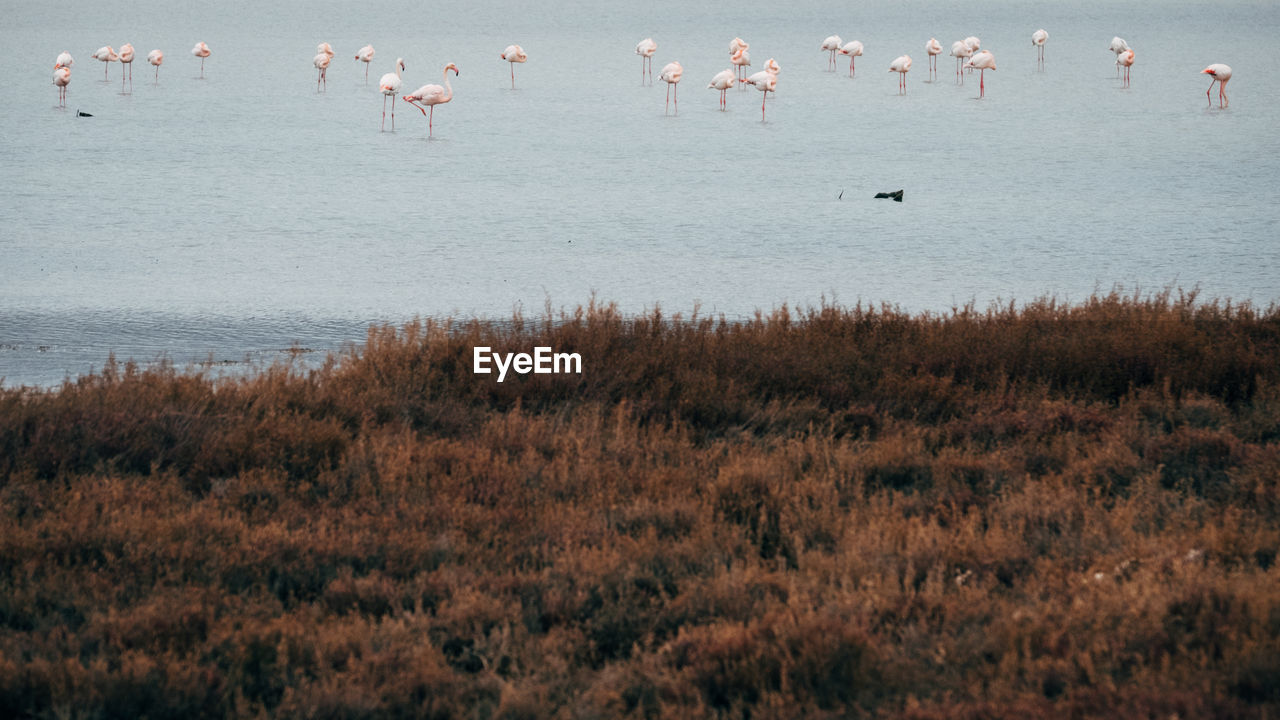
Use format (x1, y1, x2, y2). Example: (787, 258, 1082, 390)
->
(3, 0, 1278, 387)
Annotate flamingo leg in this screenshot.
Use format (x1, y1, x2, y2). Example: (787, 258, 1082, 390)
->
(382, 94, 387, 131)
(365, 64, 369, 83)
(392, 95, 396, 130)
(980, 69, 985, 98)
(674, 84, 678, 114)
(665, 83, 670, 114)
(510, 63, 515, 89)
(761, 89, 766, 121)
(201, 57, 205, 78)
(155, 65, 159, 84)
(1221, 84, 1228, 108)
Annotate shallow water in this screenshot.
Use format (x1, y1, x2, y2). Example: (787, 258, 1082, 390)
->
(3, 0, 1279, 387)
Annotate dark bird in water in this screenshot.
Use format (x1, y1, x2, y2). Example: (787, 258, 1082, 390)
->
(837, 189, 843, 200)
(76, 110, 93, 117)
(874, 189, 904, 202)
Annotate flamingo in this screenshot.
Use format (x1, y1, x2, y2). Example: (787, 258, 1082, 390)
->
(403, 62, 459, 137)
(501, 44, 526, 89)
(1032, 29, 1048, 68)
(743, 69, 776, 121)
(92, 46, 116, 81)
(950, 41, 971, 82)
(926, 38, 942, 77)
(192, 41, 210, 78)
(147, 50, 163, 83)
(964, 37, 981, 74)
(659, 61, 682, 114)
(355, 44, 375, 83)
(730, 37, 748, 54)
(379, 58, 405, 130)
(821, 35, 843, 71)
(313, 51, 331, 91)
(636, 38, 657, 85)
(1116, 48, 1134, 87)
(1202, 63, 1231, 108)
(965, 50, 996, 97)
(731, 47, 751, 85)
(56, 51, 74, 69)
(838, 40, 863, 78)
(53, 63, 71, 107)
(889, 54, 912, 94)
(118, 43, 134, 93)
(1110, 37, 1129, 77)
(317, 42, 334, 58)
(708, 69, 734, 109)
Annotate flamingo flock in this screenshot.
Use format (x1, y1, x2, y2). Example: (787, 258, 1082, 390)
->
(45, 29, 1236, 135)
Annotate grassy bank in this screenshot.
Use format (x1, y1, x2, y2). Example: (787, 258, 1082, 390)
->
(2, 290, 1280, 718)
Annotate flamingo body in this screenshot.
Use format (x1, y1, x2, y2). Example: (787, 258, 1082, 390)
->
(926, 37, 942, 75)
(889, 54, 912, 93)
(1033, 29, 1048, 68)
(117, 43, 134, 92)
(147, 49, 163, 83)
(1116, 48, 1134, 87)
(744, 69, 776, 121)
(950, 40, 972, 82)
(93, 46, 117, 81)
(708, 68, 734, 109)
(313, 52, 331, 91)
(403, 62, 458, 136)
(838, 40, 863, 77)
(1202, 63, 1231, 107)
(965, 50, 996, 97)
(192, 41, 210, 78)
(53, 63, 71, 107)
(56, 51, 74, 68)
(821, 35, 843, 71)
(355, 44, 375, 82)
(379, 58, 405, 130)
(501, 44, 526, 88)
(660, 61, 683, 114)
(636, 38, 657, 84)
(731, 47, 751, 83)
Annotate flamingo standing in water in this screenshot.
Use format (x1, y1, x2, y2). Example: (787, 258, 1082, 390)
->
(147, 49, 163, 83)
(1032, 29, 1048, 68)
(403, 62, 459, 137)
(964, 37, 981, 74)
(192, 42, 210, 78)
(660, 61, 683, 114)
(708, 68, 734, 109)
(1109, 37, 1129, 77)
(636, 38, 657, 85)
(950, 40, 971, 82)
(92, 46, 116, 81)
(53, 63, 71, 107)
(501, 44, 526, 88)
(838, 40, 863, 77)
(118, 43, 134, 93)
(731, 47, 751, 86)
(1116, 48, 1134, 87)
(889, 54, 912, 94)
(379, 58, 405, 130)
(821, 35, 842, 71)
(743, 68, 776, 121)
(1201, 64, 1231, 107)
(966, 50, 996, 97)
(313, 51, 331, 91)
(730, 38, 749, 81)
(355, 45, 375, 83)
(926, 38, 942, 77)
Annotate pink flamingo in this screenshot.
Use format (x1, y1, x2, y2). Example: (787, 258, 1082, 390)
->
(708, 69, 734, 110)
(501, 44, 526, 89)
(731, 47, 751, 87)
(118, 43, 134, 93)
(950, 40, 971, 83)
(889, 54, 912, 94)
(191, 42, 210, 78)
(926, 38, 942, 77)
(403, 62, 459, 137)
(636, 38, 657, 85)
(147, 49, 163, 84)
(379, 58, 405, 131)
(743, 69, 776, 121)
(660, 61, 683, 114)
(821, 35, 843, 71)
(1201, 64, 1231, 107)
(53, 63, 71, 107)
(838, 40, 863, 78)
(1032, 29, 1048, 69)
(1117, 48, 1134, 88)
(965, 50, 996, 98)
(355, 45, 375, 83)
(92, 46, 117, 82)
(313, 51, 331, 91)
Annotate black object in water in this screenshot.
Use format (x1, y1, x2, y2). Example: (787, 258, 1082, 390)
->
(76, 110, 93, 117)
(874, 189, 904, 202)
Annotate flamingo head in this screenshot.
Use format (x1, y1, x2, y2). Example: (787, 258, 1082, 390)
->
(446, 62, 459, 76)
(399, 59, 406, 71)
(1201, 67, 1216, 76)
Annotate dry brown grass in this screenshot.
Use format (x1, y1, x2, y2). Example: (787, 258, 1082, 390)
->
(2, 289, 1279, 718)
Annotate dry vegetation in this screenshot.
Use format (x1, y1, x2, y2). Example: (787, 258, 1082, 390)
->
(2, 290, 1280, 718)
